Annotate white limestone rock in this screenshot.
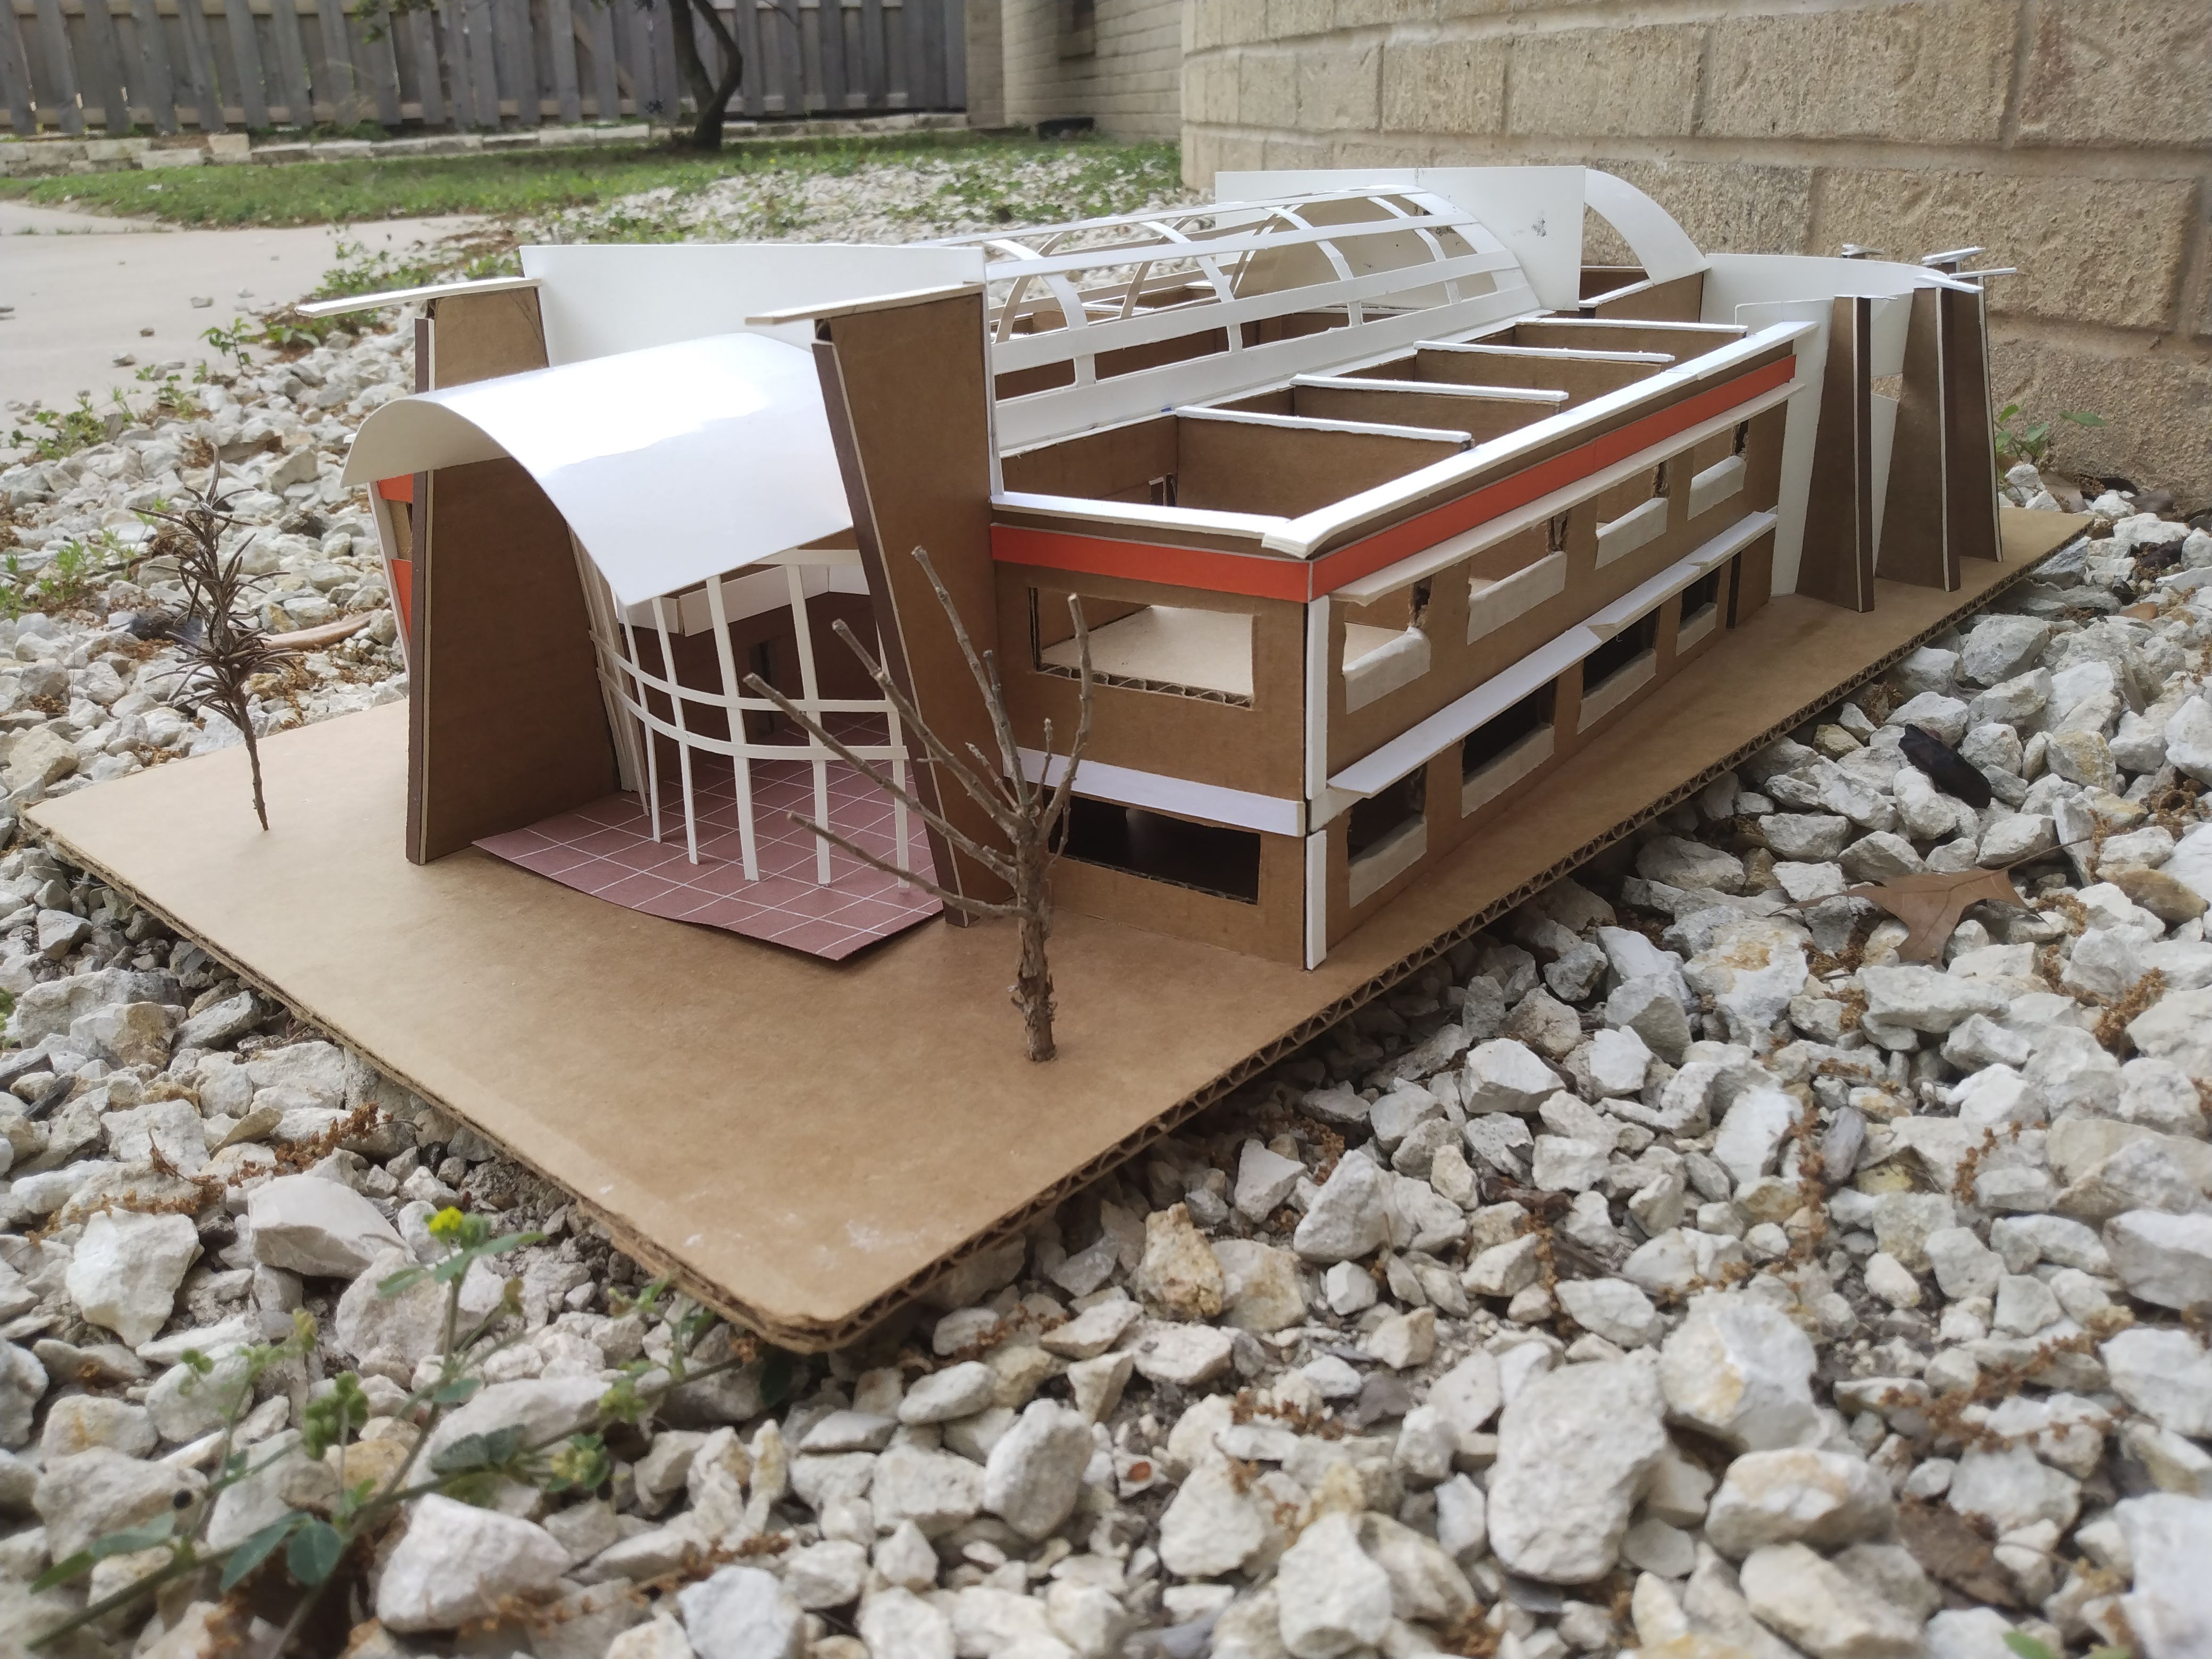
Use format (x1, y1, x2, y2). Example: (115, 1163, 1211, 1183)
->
(677, 1563, 805, 1659)
(983, 1400, 1091, 1540)
(1158, 1456, 1264, 1579)
(1739, 1541, 1922, 1659)
(375, 1493, 568, 1631)
(246, 1172, 404, 1278)
(1486, 1357, 1668, 1583)
(2107, 1210, 2212, 1313)
(1704, 1448, 1894, 1558)
(2115, 1492, 2212, 1659)
(1275, 1510, 1393, 1659)
(65, 1210, 198, 1348)
(1658, 1293, 1820, 1452)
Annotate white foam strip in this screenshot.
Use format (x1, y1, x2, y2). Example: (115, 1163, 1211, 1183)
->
(1343, 628, 1432, 713)
(1467, 552, 1566, 644)
(1017, 748, 1302, 838)
(1304, 829, 1329, 971)
(1595, 496, 1669, 568)
(1174, 406, 1472, 445)
(1413, 340, 1672, 365)
(1293, 375, 1568, 405)
(993, 490, 1289, 543)
(1690, 454, 1747, 518)
(1329, 510, 1773, 798)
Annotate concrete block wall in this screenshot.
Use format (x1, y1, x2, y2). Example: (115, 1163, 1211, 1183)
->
(1183, 0, 2212, 500)
(981, 0, 1185, 139)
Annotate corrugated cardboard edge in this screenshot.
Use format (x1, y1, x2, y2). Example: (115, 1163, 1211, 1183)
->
(29, 515, 2088, 1351)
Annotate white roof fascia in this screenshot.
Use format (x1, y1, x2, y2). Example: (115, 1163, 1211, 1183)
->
(518, 242, 989, 363)
(341, 332, 854, 609)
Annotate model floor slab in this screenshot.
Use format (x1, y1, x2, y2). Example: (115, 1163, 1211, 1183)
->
(28, 511, 2085, 1348)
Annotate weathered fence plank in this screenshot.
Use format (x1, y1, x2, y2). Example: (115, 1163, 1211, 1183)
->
(30, 0, 83, 133)
(172, 0, 227, 129)
(223, 0, 272, 126)
(0, 0, 958, 136)
(0, 3, 35, 131)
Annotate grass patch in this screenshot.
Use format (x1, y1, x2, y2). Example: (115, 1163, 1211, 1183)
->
(0, 132, 1183, 230)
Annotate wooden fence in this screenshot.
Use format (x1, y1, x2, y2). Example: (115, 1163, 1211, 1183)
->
(0, 0, 965, 137)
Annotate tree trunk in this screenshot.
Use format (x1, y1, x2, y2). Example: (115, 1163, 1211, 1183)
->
(1013, 903, 1055, 1063)
(667, 0, 744, 150)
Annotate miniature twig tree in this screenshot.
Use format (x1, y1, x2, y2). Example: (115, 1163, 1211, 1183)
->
(142, 467, 294, 831)
(743, 547, 1094, 1062)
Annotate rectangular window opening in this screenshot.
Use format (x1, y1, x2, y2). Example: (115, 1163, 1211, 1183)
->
(1681, 567, 1723, 628)
(1462, 684, 1555, 777)
(1058, 797, 1261, 903)
(1347, 766, 1426, 862)
(1583, 610, 1658, 695)
(1346, 764, 1429, 905)
(1032, 590, 1254, 706)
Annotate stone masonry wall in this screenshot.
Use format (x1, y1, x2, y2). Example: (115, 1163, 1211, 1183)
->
(1182, 1, 2212, 503)
(981, 0, 1186, 139)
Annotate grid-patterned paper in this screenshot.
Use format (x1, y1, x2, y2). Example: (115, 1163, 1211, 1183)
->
(476, 748, 942, 961)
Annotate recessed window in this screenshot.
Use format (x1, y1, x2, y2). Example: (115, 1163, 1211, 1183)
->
(1033, 590, 1253, 706)
(1584, 611, 1658, 694)
(1058, 797, 1260, 903)
(1681, 567, 1723, 627)
(1346, 764, 1429, 906)
(1463, 684, 1555, 777)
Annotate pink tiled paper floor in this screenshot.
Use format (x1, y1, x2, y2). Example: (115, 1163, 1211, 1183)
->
(476, 745, 942, 962)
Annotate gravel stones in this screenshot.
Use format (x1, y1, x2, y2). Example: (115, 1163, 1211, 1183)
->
(1704, 1448, 1894, 1557)
(246, 1172, 405, 1278)
(1292, 1151, 1392, 1262)
(1487, 1357, 1668, 1582)
(64, 1210, 198, 1347)
(2106, 1210, 2212, 1312)
(983, 1401, 1091, 1539)
(1659, 1293, 1820, 1452)
(1158, 1456, 1264, 1578)
(376, 1494, 569, 1631)
(677, 1564, 805, 1659)
(1739, 1540, 1924, 1659)
(1275, 1510, 1393, 1658)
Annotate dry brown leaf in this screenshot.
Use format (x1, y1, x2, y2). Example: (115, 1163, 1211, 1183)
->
(1895, 1498, 2021, 1607)
(1845, 865, 2029, 963)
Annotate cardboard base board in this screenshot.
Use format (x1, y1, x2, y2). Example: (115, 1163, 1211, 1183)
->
(28, 511, 2086, 1348)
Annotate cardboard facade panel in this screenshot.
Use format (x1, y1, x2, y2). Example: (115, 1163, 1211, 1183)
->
(411, 459, 619, 862)
(28, 513, 2086, 1349)
(1876, 286, 1959, 592)
(424, 287, 549, 389)
(994, 562, 1308, 803)
(1406, 344, 1670, 406)
(814, 292, 1004, 911)
(1797, 295, 1877, 613)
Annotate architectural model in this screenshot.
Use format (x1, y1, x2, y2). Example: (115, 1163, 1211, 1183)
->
(324, 166, 2010, 969)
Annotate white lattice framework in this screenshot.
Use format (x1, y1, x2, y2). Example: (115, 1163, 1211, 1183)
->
(927, 189, 1547, 448)
(571, 542, 915, 886)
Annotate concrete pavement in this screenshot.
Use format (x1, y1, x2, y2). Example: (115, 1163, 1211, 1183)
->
(0, 205, 474, 415)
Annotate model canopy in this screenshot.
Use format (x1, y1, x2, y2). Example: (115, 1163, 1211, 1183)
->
(341, 331, 852, 608)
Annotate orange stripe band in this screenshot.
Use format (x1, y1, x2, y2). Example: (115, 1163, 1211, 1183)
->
(990, 355, 1796, 602)
(375, 475, 414, 503)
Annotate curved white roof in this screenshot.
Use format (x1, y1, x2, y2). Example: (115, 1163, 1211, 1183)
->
(342, 332, 853, 609)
